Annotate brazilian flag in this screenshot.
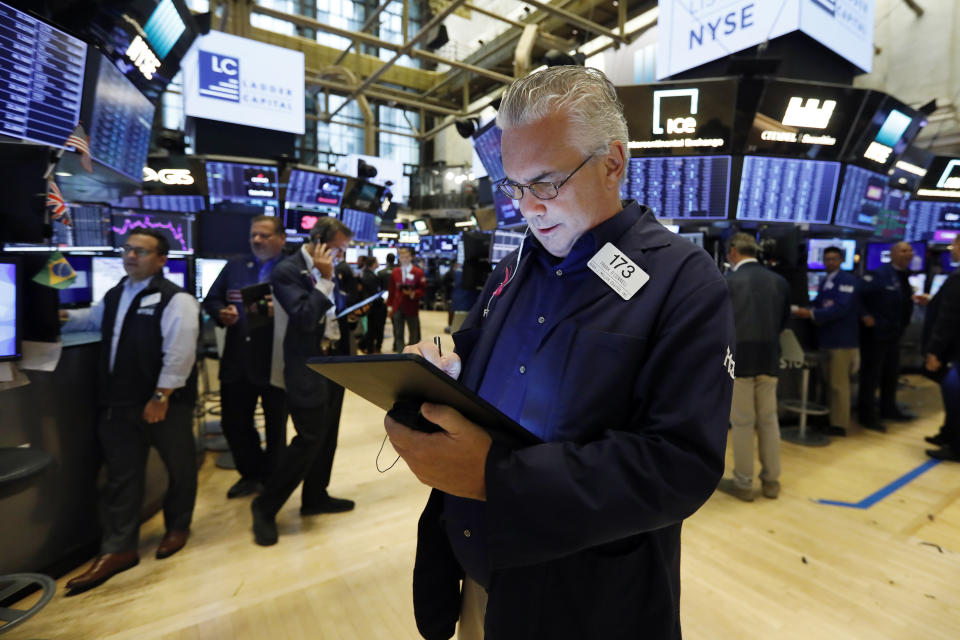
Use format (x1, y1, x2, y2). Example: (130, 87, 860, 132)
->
(32, 251, 77, 289)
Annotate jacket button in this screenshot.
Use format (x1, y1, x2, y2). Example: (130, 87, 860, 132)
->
(538, 316, 545, 324)
(555, 269, 563, 277)
(245, 336, 251, 342)
(463, 529, 471, 538)
(519, 365, 526, 374)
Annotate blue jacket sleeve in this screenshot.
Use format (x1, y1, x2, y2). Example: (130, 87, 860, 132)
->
(270, 260, 333, 334)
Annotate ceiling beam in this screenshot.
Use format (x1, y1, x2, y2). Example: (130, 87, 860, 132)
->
(521, 0, 628, 43)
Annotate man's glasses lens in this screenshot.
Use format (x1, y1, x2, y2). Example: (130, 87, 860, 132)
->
(497, 181, 559, 200)
(123, 245, 153, 257)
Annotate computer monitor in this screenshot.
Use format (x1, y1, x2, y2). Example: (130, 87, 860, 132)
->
(345, 247, 360, 264)
(0, 256, 19, 360)
(864, 242, 925, 272)
(807, 271, 828, 302)
(625, 156, 731, 220)
(490, 230, 525, 265)
(285, 168, 349, 211)
(930, 273, 948, 297)
(57, 255, 93, 306)
(206, 160, 279, 215)
(283, 210, 333, 240)
(111, 211, 195, 255)
(677, 232, 705, 248)
(198, 210, 259, 257)
(195, 257, 227, 300)
(905, 200, 960, 242)
(736, 156, 839, 223)
(340, 209, 378, 244)
(372, 247, 395, 266)
(833, 165, 888, 230)
(0, 2, 87, 149)
(908, 273, 926, 296)
(92, 256, 188, 302)
(492, 190, 524, 227)
(472, 120, 506, 183)
(806, 239, 856, 271)
(398, 230, 419, 244)
(140, 195, 207, 213)
(56, 204, 114, 251)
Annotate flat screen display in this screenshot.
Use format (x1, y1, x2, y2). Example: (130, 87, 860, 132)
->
(905, 200, 960, 242)
(472, 120, 505, 183)
(807, 271, 828, 302)
(57, 254, 92, 306)
(283, 209, 333, 239)
(206, 160, 279, 215)
(490, 229, 525, 265)
(865, 242, 925, 272)
(806, 238, 856, 271)
(195, 257, 227, 299)
(85, 53, 155, 180)
(55, 204, 113, 250)
(873, 189, 910, 240)
(285, 169, 348, 210)
(736, 156, 840, 223)
(111, 211, 195, 254)
(340, 208, 378, 244)
(0, 257, 18, 359)
(833, 165, 888, 230)
(140, 194, 206, 213)
(92, 255, 187, 302)
(492, 190, 524, 227)
(343, 181, 385, 215)
(677, 232, 704, 248)
(849, 96, 926, 173)
(0, 2, 87, 148)
(198, 210, 258, 257)
(623, 155, 731, 220)
(371, 247, 395, 266)
(931, 273, 949, 296)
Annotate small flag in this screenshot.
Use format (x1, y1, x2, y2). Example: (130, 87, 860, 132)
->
(32, 251, 77, 289)
(46, 178, 70, 226)
(64, 123, 93, 173)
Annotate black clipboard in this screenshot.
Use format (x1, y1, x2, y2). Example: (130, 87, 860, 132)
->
(240, 282, 272, 330)
(307, 353, 542, 449)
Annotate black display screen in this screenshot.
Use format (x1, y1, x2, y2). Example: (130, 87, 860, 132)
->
(905, 200, 960, 242)
(55, 204, 113, 249)
(833, 165, 888, 230)
(736, 156, 839, 223)
(622, 155, 731, 220)
(285, 169, 349, 210)
(848, 95, 926, 172)
(140, 194, 206, 213)
(340, 208, 378, 244)
(472, 120, 505, 183)
(284, 209, 332, 239)
(744, 79, 866, 160)
(111, 210, 195, 254)
(206, 161, 279, 215)
(0, 2, 86, 148)
(493, 190, 524, 227)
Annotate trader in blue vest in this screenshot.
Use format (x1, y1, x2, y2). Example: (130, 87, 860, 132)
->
(62, 229, 199, 594)
(251, 217, 356, 546)
(384, 66, 735, 640)
(203, 216, 288, 499)
(794, 245, 860, 436)
(858, 241, 917, 431)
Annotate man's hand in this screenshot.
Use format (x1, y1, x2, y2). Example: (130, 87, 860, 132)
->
(385, 403, 492, 500)
(266, 293, 274, 318)
(312, 243, 335, 280)
(219, 305, 240, 326)
(143, 398, 169, 423)
(926, 353, 942, 372)
(914, 293, 931, 306)
(792, 307, 813, 319)
(862, 315, 876, 327)
(403, 341, 461, 379)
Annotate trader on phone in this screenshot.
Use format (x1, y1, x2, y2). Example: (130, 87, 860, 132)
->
(384, 66, 735, 640)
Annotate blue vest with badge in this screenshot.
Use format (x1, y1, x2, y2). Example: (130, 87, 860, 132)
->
(813, 270, 860, 349)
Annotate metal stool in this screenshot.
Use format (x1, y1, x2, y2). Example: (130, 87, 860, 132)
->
(781, 353, 831, 447)
(0, 448, 55, 635)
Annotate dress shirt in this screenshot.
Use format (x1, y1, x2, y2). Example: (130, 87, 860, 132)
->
(300, 245, 340, 341)
(64, 275, 200, 389)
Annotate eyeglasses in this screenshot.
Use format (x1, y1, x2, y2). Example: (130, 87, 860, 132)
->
(122, 245, 156, 257)
(497, 153, 594, 201)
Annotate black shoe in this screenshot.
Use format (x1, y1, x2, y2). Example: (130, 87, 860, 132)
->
(227, 478, 264, 499)
(926, 446, 960, 462)
(818, 425, 847, 437)
(925, 433, 949, 446)
(881, 409, 916, 422)
(862, 421, 887, 432)
(300, 496, 355, 516)
(251, 499, 278, 546)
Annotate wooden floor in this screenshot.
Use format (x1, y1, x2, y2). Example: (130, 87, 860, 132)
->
(9, 310, 960, 639)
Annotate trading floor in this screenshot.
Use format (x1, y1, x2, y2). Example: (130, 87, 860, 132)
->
(8, 311, 959, 640)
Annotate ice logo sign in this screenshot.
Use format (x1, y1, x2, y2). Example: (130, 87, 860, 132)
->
(652, 88, 699, 135)
(198, 50, 240, 103)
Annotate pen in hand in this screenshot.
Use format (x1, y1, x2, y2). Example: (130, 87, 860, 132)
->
(434, 335, 442, 358)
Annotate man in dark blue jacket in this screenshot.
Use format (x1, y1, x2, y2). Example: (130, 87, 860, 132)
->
(202, 216, 288, 499)
(859, 241, 917, 431)
(794, 245, 860, 435)
(251, 217, 355, 546)
(384, 67, 734, 640)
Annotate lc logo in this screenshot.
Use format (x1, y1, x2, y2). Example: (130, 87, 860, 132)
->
(198, 50, 240, 103)
(652, 88, 699, 136)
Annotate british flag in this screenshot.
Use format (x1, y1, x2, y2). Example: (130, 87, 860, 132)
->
(47, 177, 71, 225)
(64, 123, 93, 173)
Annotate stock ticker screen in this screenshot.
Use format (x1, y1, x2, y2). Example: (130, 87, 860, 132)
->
(833, 165, 888, 230)
(905, 200, 960, 242)
(51, 204, 113, 249)
(736, 156, 840, 224)
(0, 2, 87, 148)
(472, 121, 506, 183)
(140, 194, 207, 213)
(206, 161, 279, 215)
(340, 208, 378, 244)
(286, 169, 348, 211)
(111, 211, 195, 254)
(621, 156, 731, 220)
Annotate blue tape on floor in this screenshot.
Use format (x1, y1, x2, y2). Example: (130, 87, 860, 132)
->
(815, 459, 942, 509)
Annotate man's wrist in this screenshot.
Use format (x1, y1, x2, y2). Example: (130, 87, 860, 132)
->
(152, 389, 171, 403)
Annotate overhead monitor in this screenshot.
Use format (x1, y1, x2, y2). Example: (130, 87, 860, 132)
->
(848, 95, 926, 173)
(398, 230, 419, 244)
(915, 155, 960, 200)
(656, 0, 874, 79)
(418, 235, 434, 254)
(616, 79, 737, 155)
(744, 80, 867, 160)
(340, 208, 378, 244)
(905, 200, 960, 242)
(283, 209, 333, 240)
(623, 155, 731, 220)
(472, 120, 506, 184)
(490, 229, 525, 265)
(865, 241, 925, 272)
(736, 156, 840, 223)
(806, 238, 856, 271)
(205, 160, 279, 215)
(889, 145, 934, 192)
(111, 211, 195, 255)
(0, 2, 87, 148)
(195, 257, 227, 300)
(285, 168, 349, 212)
(872, 189, 910, 240)
(371, 247, 395, 266)
(92, 255, 188, 302)
(57, 255, 92, 306)
(140, 194, 207, 213)
(198, 210, 259, 257)
(0, 256, 19, 360)
(833, 165, 888, 230)
(436, 235, 458, 254)
(182, 30, 305, 134)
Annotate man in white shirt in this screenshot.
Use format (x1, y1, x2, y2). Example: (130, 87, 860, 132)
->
(62, 229, 199, 594)
(251, 218, 356, 546)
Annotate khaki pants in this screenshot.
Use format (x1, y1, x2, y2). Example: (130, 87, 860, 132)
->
(730, 375, 781, 489)
(822, 348, 858, 430)
(458, 577, 488, 640)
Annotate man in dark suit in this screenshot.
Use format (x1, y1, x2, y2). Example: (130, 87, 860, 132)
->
(720, 233, 791, 501)
(383, 66, 734, 640)
(202, 216, 288, 499)
(859, 241, 917, 430)
(924, 236, 960, 461)
(250, 217, 355, 546)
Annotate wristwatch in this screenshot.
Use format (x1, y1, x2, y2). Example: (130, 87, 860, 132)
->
(152, 391, 168, 403)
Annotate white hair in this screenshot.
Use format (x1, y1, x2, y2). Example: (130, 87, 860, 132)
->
(496, 66, 629, 182)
